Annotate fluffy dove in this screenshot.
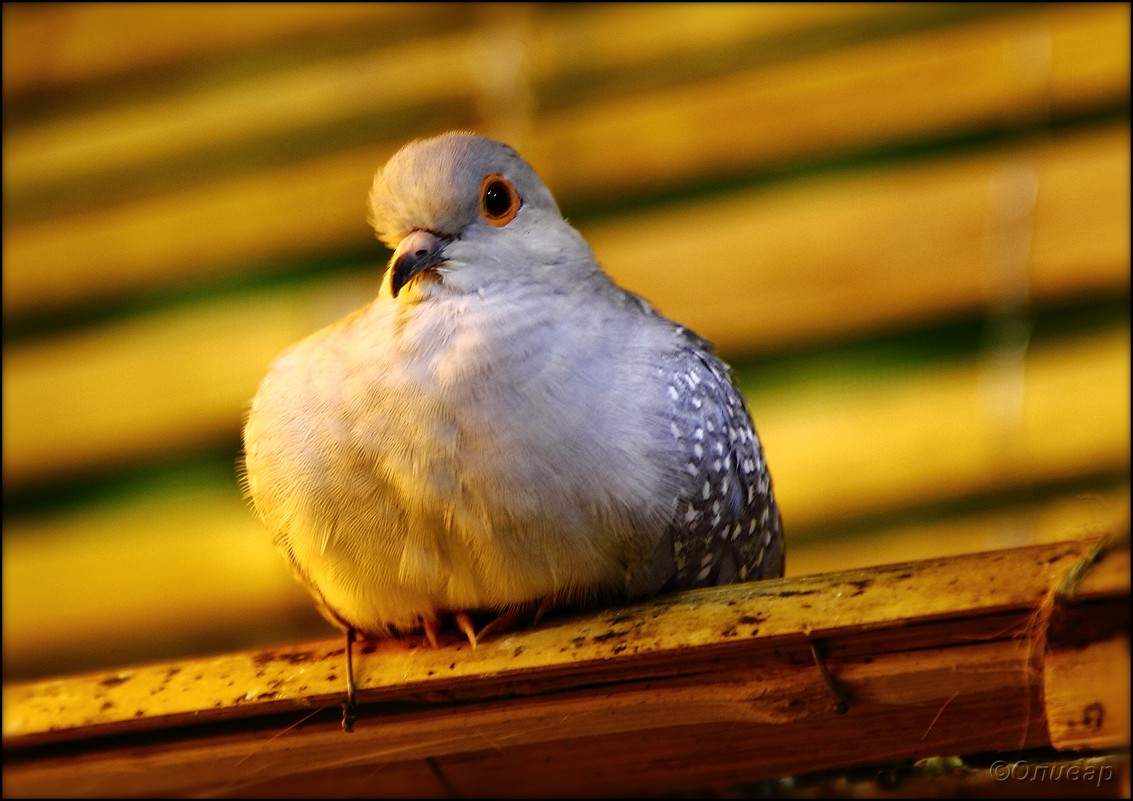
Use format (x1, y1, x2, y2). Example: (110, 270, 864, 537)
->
(242, 131, 784, 724)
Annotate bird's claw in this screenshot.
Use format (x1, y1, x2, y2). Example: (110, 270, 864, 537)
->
(454, 611, 478, 649)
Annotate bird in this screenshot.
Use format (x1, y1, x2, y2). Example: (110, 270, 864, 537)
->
(242, 131, 784, 729)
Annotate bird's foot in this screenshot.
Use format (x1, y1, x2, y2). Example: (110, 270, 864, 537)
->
(421, 613, 477, 648)
(419, 602, 558, 650)
(477, 598, 556, 640)
(422, 618, 440, 649)
(342, 627, 358, 733)
(474, 609, 521, 642)
(454, 611, 478, 649)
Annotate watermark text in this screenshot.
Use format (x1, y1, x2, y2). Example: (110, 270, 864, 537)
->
(990, 760, 1116, 788)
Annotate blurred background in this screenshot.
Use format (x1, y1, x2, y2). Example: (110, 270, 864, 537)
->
(3, 2, 1129, 682)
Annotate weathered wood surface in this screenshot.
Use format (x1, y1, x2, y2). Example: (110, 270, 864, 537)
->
(1042, 534, 1131, 752)
(3, 537, 1127, 798)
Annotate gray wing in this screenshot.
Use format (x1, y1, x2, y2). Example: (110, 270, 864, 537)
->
(627, 329, 784, 597)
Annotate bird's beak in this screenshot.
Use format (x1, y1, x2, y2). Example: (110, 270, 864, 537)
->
(389, 230, 448, 298)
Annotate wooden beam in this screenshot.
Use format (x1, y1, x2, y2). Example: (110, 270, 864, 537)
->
(0, 4, 430, 98)
(3, 537, 1127, 797)
(592, 124, 1129, 353)
(1042, 534, 1132, 752)
(529, 3, 1131, 202)
(3, 125, 1128, 485)
(761, 325, 1130, 531)
(3, 6, 1128, 318)
(1, 3, 904, 100)
(5, 296, 1127, 518)
(0, 3, 931, 197)
(1, 473, 1126, 684)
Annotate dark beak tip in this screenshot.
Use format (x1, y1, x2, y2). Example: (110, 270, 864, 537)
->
(389, 235, 447, 298)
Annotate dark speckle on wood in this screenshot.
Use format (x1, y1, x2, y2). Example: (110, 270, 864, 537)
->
(253, 650, 318, 668)
(592, 629, 630, 643)
(99, 675, 131, 688)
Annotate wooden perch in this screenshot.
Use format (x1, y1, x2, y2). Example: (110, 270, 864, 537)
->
(3, 536, 1128, 798)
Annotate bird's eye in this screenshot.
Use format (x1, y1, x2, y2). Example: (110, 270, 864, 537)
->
(479, 174, 520, 226)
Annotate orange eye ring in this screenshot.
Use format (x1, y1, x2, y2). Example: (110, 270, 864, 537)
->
(479, 174, 521, 227)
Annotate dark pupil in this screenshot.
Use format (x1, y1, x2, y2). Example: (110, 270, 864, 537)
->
(483, 181, 511, 217)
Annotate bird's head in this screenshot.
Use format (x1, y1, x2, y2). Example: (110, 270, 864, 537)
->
(369, 132, 594, 300)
